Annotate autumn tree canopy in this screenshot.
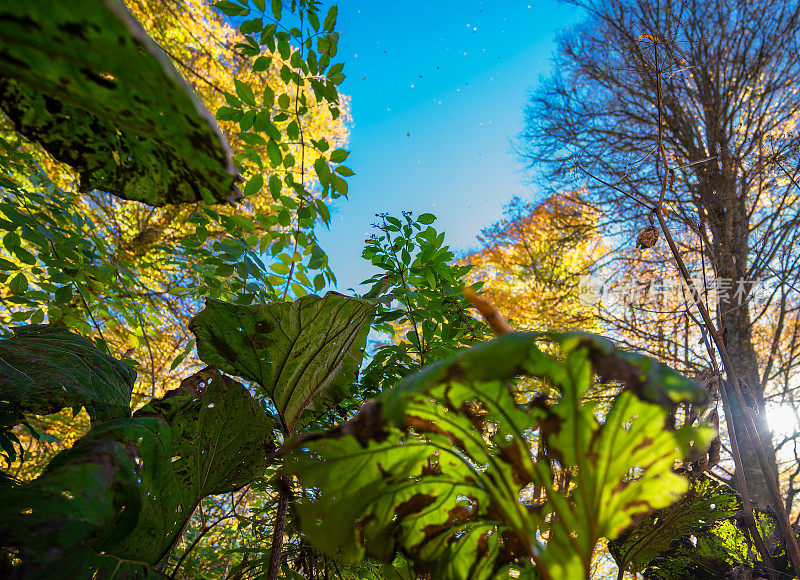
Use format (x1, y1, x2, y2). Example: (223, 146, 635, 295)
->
(1, 0, 349, 406)
(462, 192, 603, 333)
(5, 1, 800, 578)
(0, 1, 354, 574)
(520, 0, 800, 508)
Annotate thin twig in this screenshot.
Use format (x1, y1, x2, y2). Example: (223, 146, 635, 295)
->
(573, 164, 655, 210)
(463, 287, 513, 335)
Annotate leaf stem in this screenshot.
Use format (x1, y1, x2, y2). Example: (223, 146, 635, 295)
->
(265, 477, 291, 580)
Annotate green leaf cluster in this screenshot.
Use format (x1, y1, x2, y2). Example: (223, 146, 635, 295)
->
(0, 0, 355, 388)
(359, 211, 491, 393)
(609, 474, 797, 579)
(0, 329, 276, 576)
(0, 291, 373, 575)
(210, 0, 354, 301)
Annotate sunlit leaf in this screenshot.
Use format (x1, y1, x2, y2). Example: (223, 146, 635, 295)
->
(609, 474, 793, 579)
(288, 332, 711, 580)
(189, 293, 374, 432)
(0, 0, 238, 205)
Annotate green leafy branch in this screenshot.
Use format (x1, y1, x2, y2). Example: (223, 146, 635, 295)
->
(214, 0, 352, 299)
(359, 211, 491, 394)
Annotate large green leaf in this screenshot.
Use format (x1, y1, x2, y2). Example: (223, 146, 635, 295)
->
(0, 324, 136, 425)
(112, 372, 278, 564)
(0, 0, 239, 206)
(287, 332, 712, 580)
(0, 417, 154, 577)
(610, 474, 795, 579)
(608, 475, 739, 574)
(189, 292, 375, 432)
(0, 371, 276, 576)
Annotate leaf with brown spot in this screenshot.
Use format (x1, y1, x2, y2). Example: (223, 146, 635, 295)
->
(190, 293, 374, 433)
(0, 0, 238, 206)
(288, 332, 712, 580)
(607, 475, 790, 578)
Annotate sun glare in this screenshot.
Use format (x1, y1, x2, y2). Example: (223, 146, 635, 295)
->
(767, 403, 800, 439)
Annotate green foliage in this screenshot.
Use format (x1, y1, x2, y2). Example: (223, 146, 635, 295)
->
(210, 0, 352, 300)
(359, 211, 490, 393)
(0, 292, 374, 575)
(608, 475, 739, 575)
(189, 292, 374, 433)
(0, 325, 136, 425)
(0, 359, 276, 576)
(0, 0, 355, 385)
(0, 0, 238, 206)
(0, 147, 159, 337)
(330, 556, 416, 579)
(0, 138, 286, 364)
(0, 428, 146, 576)
(0, 2, 734, 578)
(609, 474, 796, 579)
(110, 372, 277, 564)
(287, 332, 713, 580)
(1, 0, 371, 577)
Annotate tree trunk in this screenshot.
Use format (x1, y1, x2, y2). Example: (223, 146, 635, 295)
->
(266, 476, 291, 580)
(722, 299, 778, 508)
(706, 178, 778, 508)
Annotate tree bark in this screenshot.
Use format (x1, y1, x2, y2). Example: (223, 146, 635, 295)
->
(519, 0, 800, 508)
(706, 173, 778, 507)
(722, 297, 778, 507)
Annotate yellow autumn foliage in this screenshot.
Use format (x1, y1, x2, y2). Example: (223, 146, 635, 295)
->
(462, 191, 604, 333)
(0, 0, 350, 482)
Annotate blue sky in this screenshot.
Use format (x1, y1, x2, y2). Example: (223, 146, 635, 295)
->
(314, 1, 584, 291)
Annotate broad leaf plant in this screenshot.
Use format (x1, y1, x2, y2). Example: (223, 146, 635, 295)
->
(287, 332, 713, 579)
(0, 0, 729, 578)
